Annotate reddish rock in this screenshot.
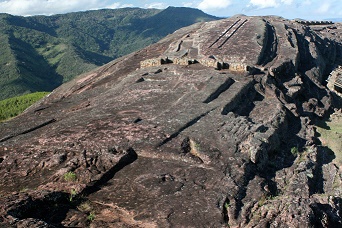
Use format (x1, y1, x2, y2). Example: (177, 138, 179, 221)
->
(0, 16, 342, 227)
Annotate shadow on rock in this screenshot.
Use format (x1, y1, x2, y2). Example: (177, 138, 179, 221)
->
(6, 148, 138, 227)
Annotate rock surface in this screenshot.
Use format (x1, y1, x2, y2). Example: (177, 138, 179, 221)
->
(1, 16, 342, 227)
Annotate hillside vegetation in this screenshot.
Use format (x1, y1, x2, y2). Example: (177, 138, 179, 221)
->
(0, 7, 219, 100)
(316, 112, 342, 165)
(0, 92, 49, 122)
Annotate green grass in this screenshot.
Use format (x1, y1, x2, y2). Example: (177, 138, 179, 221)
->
(87, 212, 96, 222)
(0, 91, 49, 122)
(69, 188, 77, 202)
(63, 171, 77, 182)
(316, 114, 342, 165)
(291, 147, 299, 156)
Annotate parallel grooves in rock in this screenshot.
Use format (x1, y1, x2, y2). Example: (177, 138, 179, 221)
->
(203, 78, 235, 103)
(218, 19, 248, 49)
(209, 19, 241, 48)
(0, 119, 56, 143)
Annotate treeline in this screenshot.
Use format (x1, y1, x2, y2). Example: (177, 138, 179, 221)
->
(0, 92, 49, 122)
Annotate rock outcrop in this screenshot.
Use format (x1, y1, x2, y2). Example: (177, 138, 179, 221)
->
(0, 16, 342, 227)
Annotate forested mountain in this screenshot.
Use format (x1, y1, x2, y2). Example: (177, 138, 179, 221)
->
(0, 7, 219, 100)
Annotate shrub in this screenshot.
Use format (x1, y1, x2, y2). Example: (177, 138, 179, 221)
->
(69, 188, 77, 202)
(87, 212, 95, 222)
(291, 147, 299, 156)
(63, 171, 77, 182)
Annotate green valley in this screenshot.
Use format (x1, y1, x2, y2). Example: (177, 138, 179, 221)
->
(0, 7, 219, 101)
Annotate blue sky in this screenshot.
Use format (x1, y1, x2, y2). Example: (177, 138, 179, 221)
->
(0, 0, 341, 20)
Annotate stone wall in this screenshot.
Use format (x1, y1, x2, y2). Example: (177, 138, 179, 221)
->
(327, 66, 342, 97)
(173, 57, 192, 66)
(229, 63, 249, 72)
(198, 58, 220, 69)
(295, 20, 333, 25)
(140, 56, 251, 73)
(140, 58, 163, 68)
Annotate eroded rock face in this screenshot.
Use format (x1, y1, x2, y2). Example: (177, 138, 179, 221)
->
(0, 16, 342, 227)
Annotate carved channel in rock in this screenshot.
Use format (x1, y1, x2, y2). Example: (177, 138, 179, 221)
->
(203, 77, 235, 103)
(0, 118, 56, 143)
(257, 21, 277, 66)
(208, 19, 241, 48)
(221, 81, 254, 115)
(230, 87, 265, 117)
(81, 148, 138, 196)
(218, 19, 248, 49)
(158, 109, 215, 147)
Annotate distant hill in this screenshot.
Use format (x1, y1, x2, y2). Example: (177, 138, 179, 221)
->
(0, 7, 219, 100)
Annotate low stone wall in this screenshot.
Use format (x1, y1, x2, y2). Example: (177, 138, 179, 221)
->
(295, 20, 333, 25)
(140, 56, 251, 73)
(173, 57, 194, 66)
(140, 58, 163, 68)
(198, 58, 220, 69)
(229, 63, 249, 72)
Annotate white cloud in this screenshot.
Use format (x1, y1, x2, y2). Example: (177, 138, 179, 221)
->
(198, 0, 232, 11)
(182, 1, 195, 8)
(280, 0, 293, 5)
(0, 0, 127, 16)
(106, 3, 133, 9)
(145, 2, 167, 9)
(105, 3, 122, 9)
(315, 2, 331, 14)
(249, 0, 278, 8)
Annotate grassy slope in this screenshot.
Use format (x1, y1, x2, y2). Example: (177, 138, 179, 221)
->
(316, 112, 342, 165)
(0, 92, 49, 122)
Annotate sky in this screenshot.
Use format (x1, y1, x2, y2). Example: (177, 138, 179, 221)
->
(0, 0, 341, 20)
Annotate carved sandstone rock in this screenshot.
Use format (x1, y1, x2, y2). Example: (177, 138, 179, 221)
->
(0, 16, 342, 227)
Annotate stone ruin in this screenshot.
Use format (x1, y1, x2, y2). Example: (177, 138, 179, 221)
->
(327, 65, 342, 96)
(140, 17, 256, 73)
(140, 56, 251, 73)
(294, 19, 334, 25)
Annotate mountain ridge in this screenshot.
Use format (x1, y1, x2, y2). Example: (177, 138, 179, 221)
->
(0, 7, 219, 100)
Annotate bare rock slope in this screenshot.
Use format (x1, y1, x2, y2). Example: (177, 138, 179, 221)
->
(1, 16, 342, 227)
